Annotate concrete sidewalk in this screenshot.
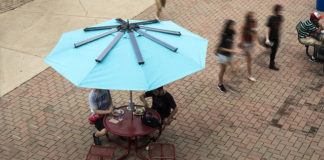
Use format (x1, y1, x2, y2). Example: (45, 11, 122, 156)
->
(0, 0, 154, 96)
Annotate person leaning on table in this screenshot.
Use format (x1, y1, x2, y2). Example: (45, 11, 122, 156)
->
(89, 89, 114, 145)
(139, 86, 178, 125)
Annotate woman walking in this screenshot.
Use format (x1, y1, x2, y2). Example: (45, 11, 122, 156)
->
(217, 20, 238, 93)
(240, 12, 260, 82)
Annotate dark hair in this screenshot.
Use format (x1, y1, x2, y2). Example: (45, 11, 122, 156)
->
(155, 86, 164, 91)
(273, 4, 282, 14)
(222, 19, 236, 36)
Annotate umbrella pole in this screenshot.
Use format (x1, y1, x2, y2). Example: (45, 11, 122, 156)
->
(129, 90, 134, 120)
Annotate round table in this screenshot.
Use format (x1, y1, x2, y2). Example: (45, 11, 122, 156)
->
(103, 105, 162, 160)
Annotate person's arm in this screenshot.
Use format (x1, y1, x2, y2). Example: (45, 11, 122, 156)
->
(164, 93, 177, 125)
(254, 31, 263, 46)
(219, 47, 238, 55)
(218, 34, 238, 55)
(93, 108, 112, 115)
(164, 107, 178, 124)
(108, 91, 115, 109)
(265, 27, 270, 45)
(139, 93, 150, 109)
(265, 17, 271, 45)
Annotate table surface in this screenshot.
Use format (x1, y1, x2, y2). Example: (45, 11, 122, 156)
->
(103, 105, 161, 137)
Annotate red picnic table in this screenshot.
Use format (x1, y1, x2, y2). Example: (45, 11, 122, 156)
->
(103, 105, 162, 160)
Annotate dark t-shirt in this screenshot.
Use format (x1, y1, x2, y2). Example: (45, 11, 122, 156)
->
(266, 15, 283, 40)
(145, 91, 176, 120)
(218, 33, 234, 56)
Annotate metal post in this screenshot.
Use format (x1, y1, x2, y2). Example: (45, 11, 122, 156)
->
(129, 91, 134, 120)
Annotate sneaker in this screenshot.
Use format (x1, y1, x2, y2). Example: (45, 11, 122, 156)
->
(93, 133, 101, 145)
(248, 76, 257, 82)
(309, 56, 316, 62)
(217, 84, 227, 93)
(269, 65, 279, 71)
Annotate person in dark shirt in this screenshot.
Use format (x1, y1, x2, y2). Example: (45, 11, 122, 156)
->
(139, 86, 177, 125)
(265, 4, 283, 71)
(216, 20, 238, 93)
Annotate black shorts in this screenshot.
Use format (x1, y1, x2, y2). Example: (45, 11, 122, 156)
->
(94, 117, 104, 131)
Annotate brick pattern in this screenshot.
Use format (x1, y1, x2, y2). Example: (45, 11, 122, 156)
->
(0, 0, 33, 13)
(1, 0, 324, 159)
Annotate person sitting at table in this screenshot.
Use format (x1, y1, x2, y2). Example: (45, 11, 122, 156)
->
(139, 86, 177, 125)
(89, 89, 114, 145)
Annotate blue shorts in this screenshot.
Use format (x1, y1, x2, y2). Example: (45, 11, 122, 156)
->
(217, 53, 233, 64)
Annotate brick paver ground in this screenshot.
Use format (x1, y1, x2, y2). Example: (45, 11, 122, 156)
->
(0, 0, 33, 13)
(1, 0, 324, 159)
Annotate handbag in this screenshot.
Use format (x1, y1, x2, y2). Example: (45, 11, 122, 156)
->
(88, 114, 103, 125)
(141, 111, 161, 128)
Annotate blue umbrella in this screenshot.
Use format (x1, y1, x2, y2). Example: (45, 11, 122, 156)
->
(45, 19, 208, 91)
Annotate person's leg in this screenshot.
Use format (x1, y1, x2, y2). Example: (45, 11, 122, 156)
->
(96, 128, 107, 137)
(155, 0, 162, 19)
(246, 51, 252, 76)
(218, 64, 227, 85)
(245, 50, 256, 81)
(269, 39, 279, 70)
(217, 54, 228, 92)
(93, 118, 105, 145)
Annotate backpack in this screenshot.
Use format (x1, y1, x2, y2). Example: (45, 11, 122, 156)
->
(141, 111, 162, 128)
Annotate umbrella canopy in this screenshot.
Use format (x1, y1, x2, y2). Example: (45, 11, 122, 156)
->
(44, 19, 208, 91)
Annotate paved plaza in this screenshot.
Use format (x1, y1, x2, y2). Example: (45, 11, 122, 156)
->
(1, 0, 324, 159)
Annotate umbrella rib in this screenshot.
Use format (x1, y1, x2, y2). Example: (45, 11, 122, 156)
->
(128, 30, 144, 65)
(116, 18, 128, 25)
(135, 29, 178, 52)
(84, 25, 120, 31)
(139, 26, 181, 36)
(130, 19, 159, 26)
(74, 28, 119, 48)
(95, 31, 125, 62)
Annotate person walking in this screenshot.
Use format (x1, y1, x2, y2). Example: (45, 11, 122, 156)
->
(89, 89, 114, 145)
(265, 4, 284, 71)
(240, 11, 261, 82)
(216, 20, 238, 93)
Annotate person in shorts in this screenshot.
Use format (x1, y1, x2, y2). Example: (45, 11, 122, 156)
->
(216, 20, 238, 93)
(240, 12, 262, 82)
(89, 89, 114, 145)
